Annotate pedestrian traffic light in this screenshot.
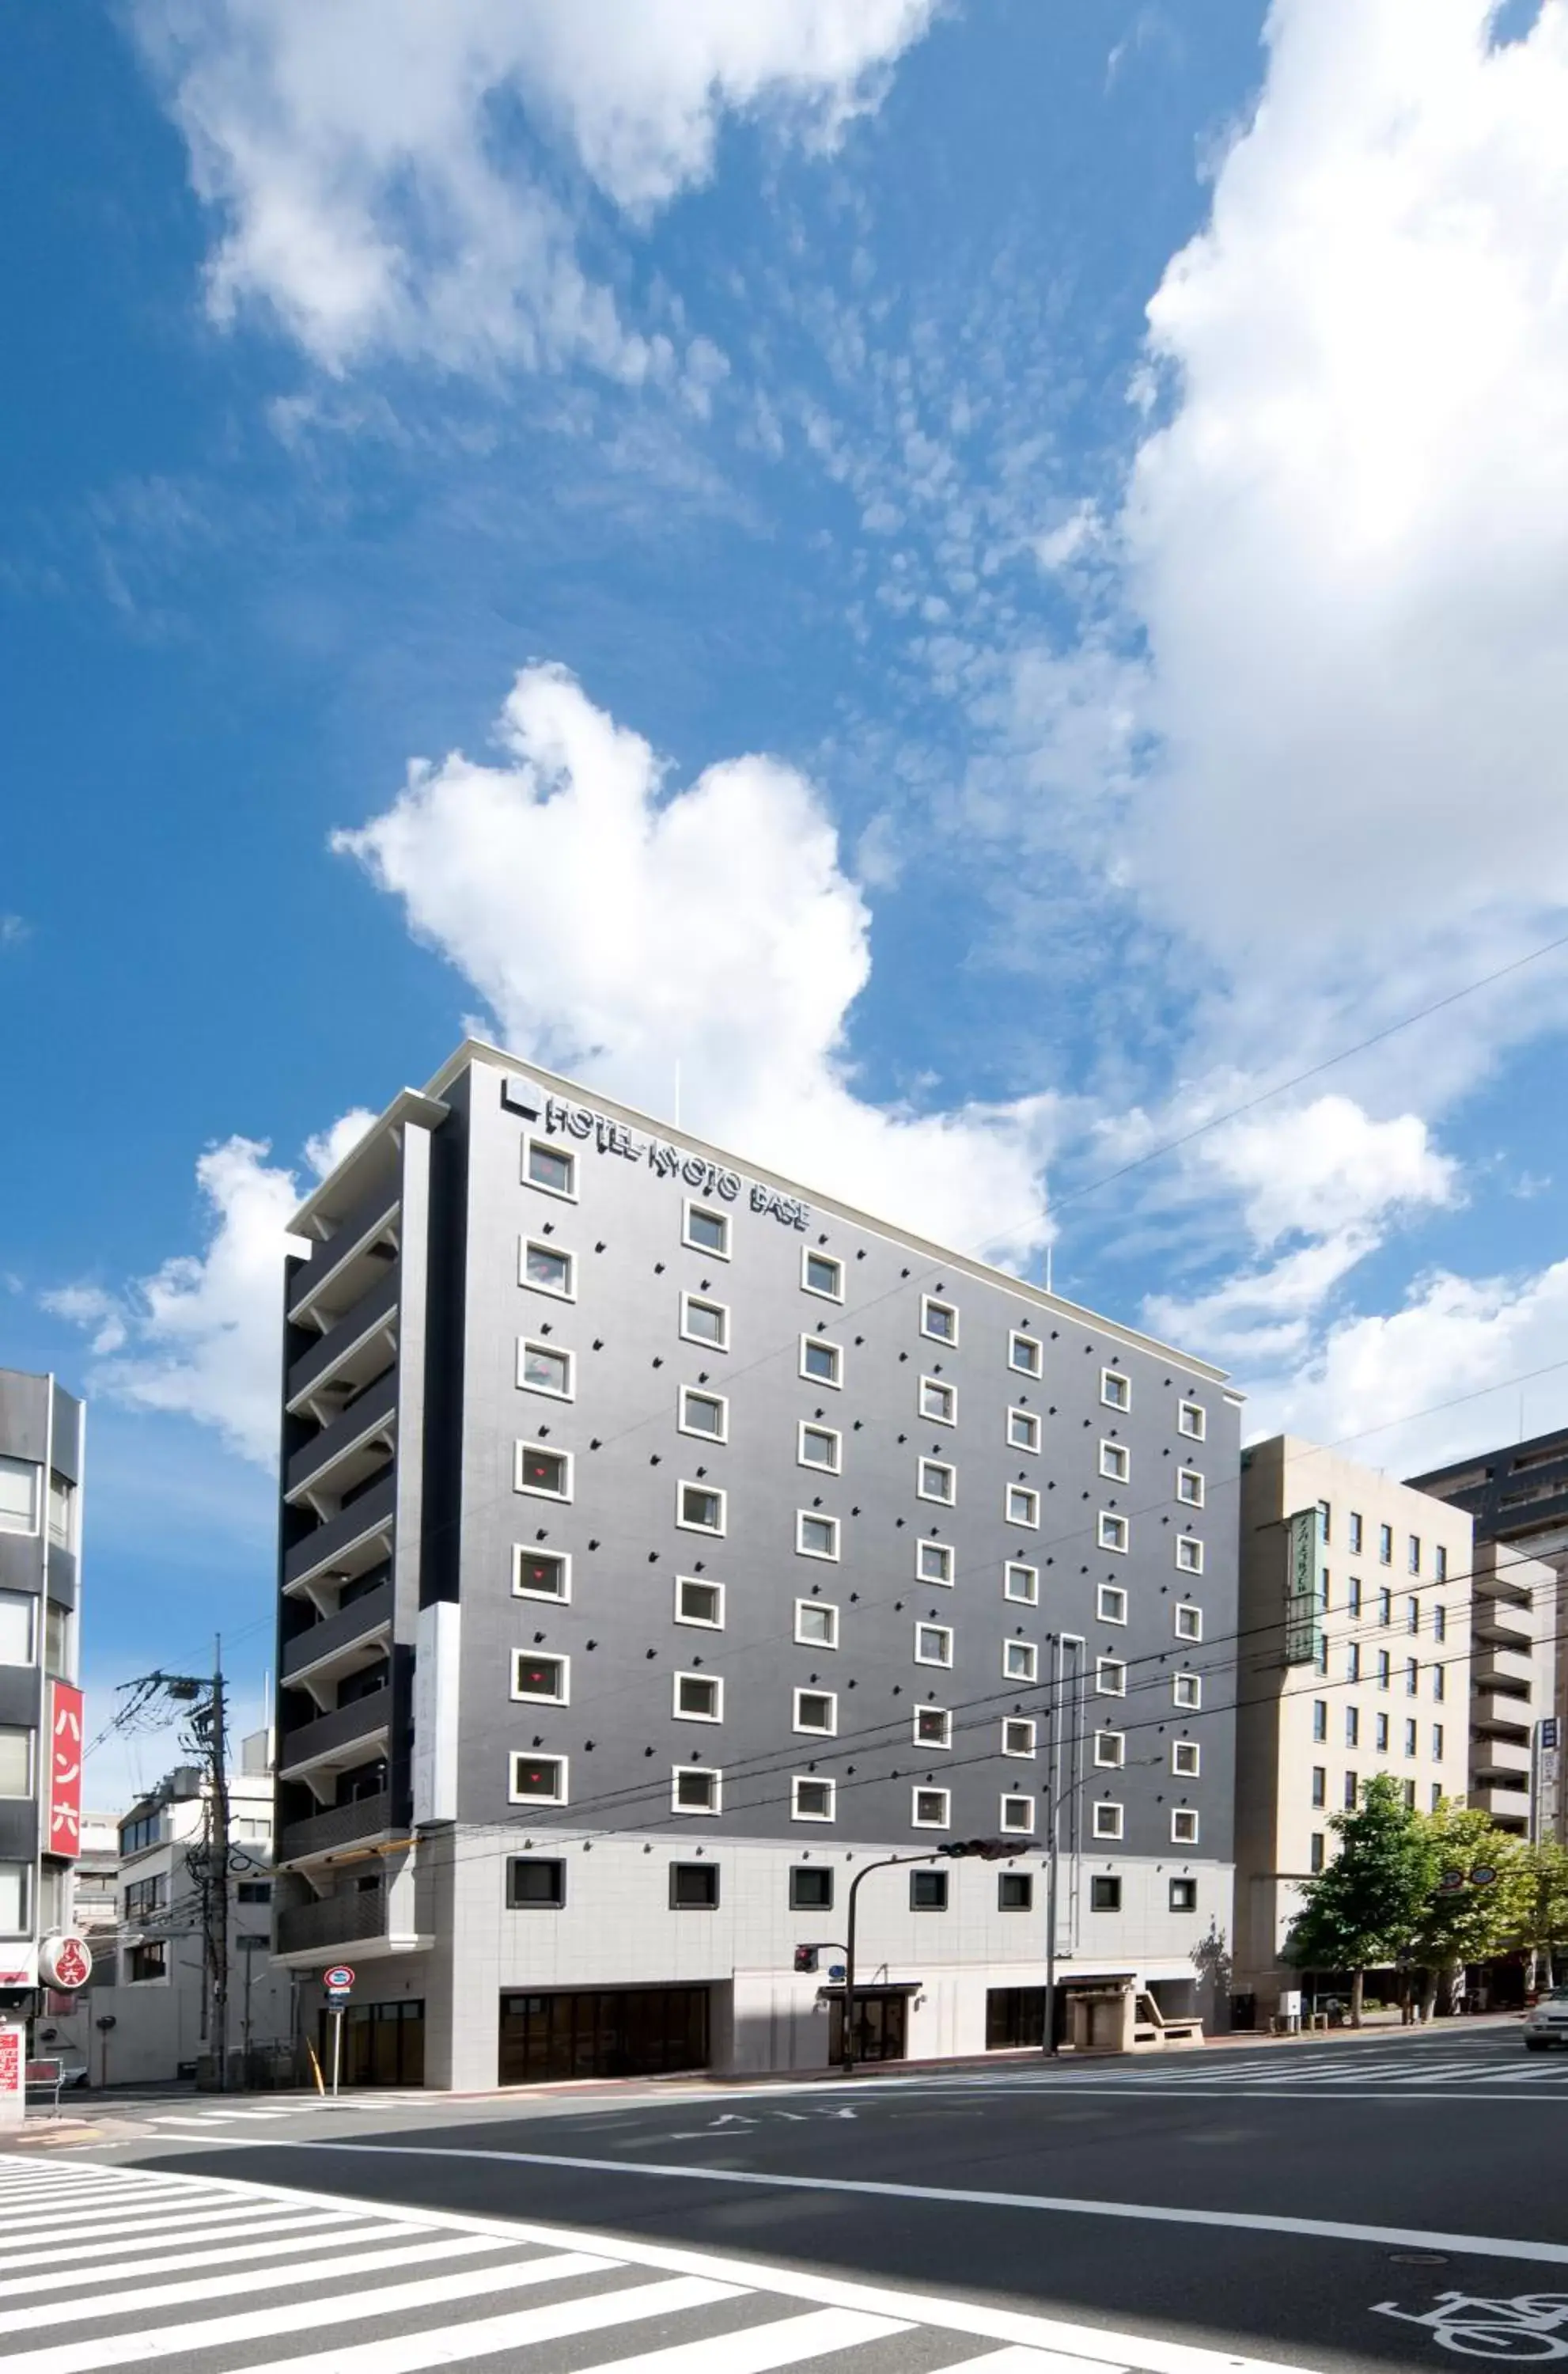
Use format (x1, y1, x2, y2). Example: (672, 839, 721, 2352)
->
(793, 1945, 820, 1974)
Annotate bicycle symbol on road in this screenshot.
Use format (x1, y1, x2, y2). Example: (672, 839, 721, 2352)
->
(1373, 2292, 1568, 2359)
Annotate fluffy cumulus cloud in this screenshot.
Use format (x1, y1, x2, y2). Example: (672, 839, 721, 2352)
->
(131, 0, 934, 375)
(335, 662, 1059, 1257)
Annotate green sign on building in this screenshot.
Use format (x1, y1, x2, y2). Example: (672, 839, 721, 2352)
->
(1284, 1507, 1322, 1666)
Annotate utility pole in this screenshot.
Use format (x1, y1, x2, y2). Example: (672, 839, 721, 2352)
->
(210, 1636, 230, 2093)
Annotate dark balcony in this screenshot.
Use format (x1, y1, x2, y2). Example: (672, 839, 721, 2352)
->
(287, 1266, 400, 1414)
(276, 1880, 387, 1957)
(277, 1791, 392, 1864)
(283, 1470, 396, 1593)
(282, 1577, 394, 1687)
(286, 1367, 398, 1505)
(278, 1682, 392, 1778)
(288, 1177, 401, 1326)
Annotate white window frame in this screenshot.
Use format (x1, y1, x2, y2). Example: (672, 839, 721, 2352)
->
(1175, 1602, 1203, 1641)
(1173, 1672, 1202, 1710)
(679, 1386, 729, 1443)
(1177, 1399, 1206, 1439)
(1176, 1467, 1205, 1507)
(915, 1622, 954, 1668)
(911, 1786, 951, 1829)
(1096, 1584, 1128, 1626)
(796, 1511, 841, 1562)
(676, 1481, 727, 1536)
(520, 1237, 575, 1301)
(513, 1547, 572, 1604)
(673, 1671, 724, 1724)
(913, 1705, 953, 1750)
(917, 1458, 956, 1507)
(1092, 1801, 1124, 1841)
(1002, 1716, 1037, 1758)
(1172, 1739, 1201, 1777)
(1093, 1730, 1125, 1769)
(799, 1334, 843, 1389)
(918, 1376, 956, 1425)
(1006, 1408, 1041, 1454)
(1171, 1808, 1200, 1845)
(801, 1248, 844, 1303)
(1006, 1485, 1040, 1529)
(682, 1200, 731, 1259)
(1096, 1656, 1127, 1697)
(1000, 1795, 1035, 1834)
(916, 1539, 955, 1587)
(1009, 1330, 1042, 1377)
(1100, 1367, 1131, 1412)
(1097, 1511, 1129, 1554)
(1003, 1640, 1038, 1683)
(509, 1754, 569, 1807)
(794, 1598, 839, 1650)
(1003, 1562, 1039, 1605)
(1176, 1535, 1205, 1574)
(793, 1687, 838, 1736)
(920, 1294, 959, 1345)
(513, 1442, 574, 1502)
(522, 1136, 577, 1202)
(1099, 1440, 1130, 1483)
(680, 1292, 730, 1352)
(517, 1338, 574, 1401)
(510, 1652, 570, 1706)
(797, 1420, 842, 1474)
(670, 1765, 722, 1816)
(791, 1775, 836, 1822)
(674, 1576, 725, 1630)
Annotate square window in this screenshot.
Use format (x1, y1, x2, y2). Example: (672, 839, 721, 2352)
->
(671, 1765, 721, 1815)
(1406, 1597, 1419, 1636)
(1405, 1657, 1419, 1696)
(513, 1548, 570, 1603)
(683, 1201, 729, 1258)
(518, 1340, 573, 1399)
(795, 1599, 839, 1648)
(1435, 1545, 1448, 1582)
(1347, 1644, 1362, 1682)
(1091, 1873, 1123, 1910)
(1097, 1585, 1128, 1625)
(1379, 1591, 1392, 1625)
(1171, 1808, 1199, 1845)
(1408, 1534, 1421, 1576)
(1009, 1331, 1042, 1377)
(1096, 1658, 1127, 1697)
(1173, 1673, 1202, 1710)
(791, 1777, 836, 1822)
(800, 1336, 843, 1388)
(509, 1754, 567, 1805)
(1349, 1511, 1364, 1553)
(1100, 1369, 1131, 1412)
(1000, 1795, 1034, 1834)
(921, 1295, 958, 1344)
(1176, 1468, 1204, 1507)
(790, 1866, 833, 1909)
(1092, 1803, 1124, 1841)
(680, 1294, 729, 1351)
(919, 1378, 956, 1424)
(1404, 1718, 1418, 1756)
(515, 1443, 572, 1500)
(670, 1863, 719, 1909)
(1377, 1712, 1390, 1750)
(999, 1872, 1033, 1910)
(523, 1139, 576, 1200)
(1177, 1400, 1206, 1440)
(675, 1576, 725, 1629)
(1004, 1562, 1039, 1605)
(1175, 1603, 1203, 1642)
(1309, 1832, 1325, 1873)
(1379, 1523, 1393, 1565)
(916, 1623, 954, 1667)
(912, 1788, 951, 1830)
(1344, 1770, 1359, 1807)
(797, 1511, 840, 1561)
(911, 1866, 949, 1906)
(917, 1540, 954, 1586)
(794, 1688, 837, 1735)
(1172, 1739, 1200, 1777)
(802, 1250, 843, 1302)
(797, 1422, 842, 1473)
(1097, 1511, 1128, 1554)
(680, 1387, 729, 1442)
(1099, 1441, 1130, 1483)
(1403, 1778, 1417, 1810)
(0, 1729, 32, 1797)
(1312, 1700, 1327, 1741)
(678, 1482, 726, 1534)
(1348, 1577, 1363, 1617)
(1316, 1500, 1331, 1545)
(918, 1458, 956, 1505)
(1433, 1724, 1445, 1759)
(1002, 1717, 1036, 1758)
(1434, 1604, 1447, 1642)
(1003, 1640, 1038, 1682)
(1093, 1731, 1124, 1768)
(506, 1857, 566, 1909)
(521, 1239, 574, 1299)
(1008, 1409, 1041, 1454)
(1176, 1537, 1205, 1574)
(1433, 1665, 1445, 1703)
(1006, 1485, 1040, 1527)
(674, 1672, 723, 1722)
(914, 1705, 953, 1749)
(1169, 1878, 1198, 1913)
(512, 1653, 569, 1705)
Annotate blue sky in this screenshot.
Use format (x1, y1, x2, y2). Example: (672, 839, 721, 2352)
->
(5, 0, 1568, 1802)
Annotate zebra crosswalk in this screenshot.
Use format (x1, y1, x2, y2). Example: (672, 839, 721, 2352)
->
(933, 2032, 1568, 2099)
(0, 2154, 1297, 2374)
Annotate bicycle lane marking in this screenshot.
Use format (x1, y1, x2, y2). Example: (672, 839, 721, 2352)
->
(1373, 2292, 1568, 2360)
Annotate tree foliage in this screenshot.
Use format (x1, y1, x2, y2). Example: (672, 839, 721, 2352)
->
(1288, 1774, 1437, 1978)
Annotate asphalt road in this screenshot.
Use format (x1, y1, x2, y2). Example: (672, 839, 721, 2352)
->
(33, 2023, 1568, 2374)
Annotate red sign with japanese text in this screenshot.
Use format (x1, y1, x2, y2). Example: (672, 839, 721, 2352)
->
(48, 1682, 84, 1860)
(0, 2030, 20, 2099)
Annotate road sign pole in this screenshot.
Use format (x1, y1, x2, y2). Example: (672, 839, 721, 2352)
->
(330, 2004, 343, 2099)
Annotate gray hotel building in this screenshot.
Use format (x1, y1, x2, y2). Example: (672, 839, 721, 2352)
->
(273, 1041, 1240, 2088)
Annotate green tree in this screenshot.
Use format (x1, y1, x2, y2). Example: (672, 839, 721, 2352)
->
(1407, 1803, 1530, 2019)
(1287, 1774, 1437, 2026)
(1513, 1840, 1568, 1991)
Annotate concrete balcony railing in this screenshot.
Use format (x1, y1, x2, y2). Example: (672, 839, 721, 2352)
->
(1471, 1780, 1531, 1824)
(283, 1470, 396, 1594)
(1472, 1690, 1533, 1735)
(1473, 1644, 1536, 1692)
(1472, 1734, 1532, 1779)
(286, 1367, 398, 1505)
(276, 1792, 392, 1865)
(286, 1265, 400, 1413)
(276, 1881, 387, 1957)
(282, 1578, 394, 1688)
(288, 1178, 400, 1326)
(278, 1686, 392, 1779)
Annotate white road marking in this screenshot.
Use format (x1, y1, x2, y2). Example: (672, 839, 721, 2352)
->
(225, 2277, 759, 2374)
(0, 2206, 344, 2262)
(0, 2223, 430, 2298)
(546, 2306, 915, 2372)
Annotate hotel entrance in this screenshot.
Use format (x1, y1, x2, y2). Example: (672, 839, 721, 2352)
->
(498, 1985, 710, 2085)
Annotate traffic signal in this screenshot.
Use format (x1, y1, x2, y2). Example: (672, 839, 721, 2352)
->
(939, 1837, 1013, 1861)
(793, 1945, 820, 1974)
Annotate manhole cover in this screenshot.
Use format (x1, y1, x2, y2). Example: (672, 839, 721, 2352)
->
(1388, 2252, 1449, 2266)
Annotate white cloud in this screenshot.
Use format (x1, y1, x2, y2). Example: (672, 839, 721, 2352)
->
(303, 1106, 379, 1179)
(132, 0, 934, 375)
(335, 661, 1059, 1259)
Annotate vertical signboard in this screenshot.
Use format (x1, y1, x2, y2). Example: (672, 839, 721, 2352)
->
(0, 2025, 23, 2129)
(47, 1682, 84, 1860)
(1284, 1509, 1322, 1667)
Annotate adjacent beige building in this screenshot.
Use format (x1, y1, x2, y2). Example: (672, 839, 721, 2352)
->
(1233, 1438, 1472, 2022)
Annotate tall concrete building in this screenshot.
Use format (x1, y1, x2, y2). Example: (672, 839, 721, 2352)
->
(272, 1041, 1241, 2088)
(0, 1370, 85, 2004)
(1233, 1439, 1471, 2022)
